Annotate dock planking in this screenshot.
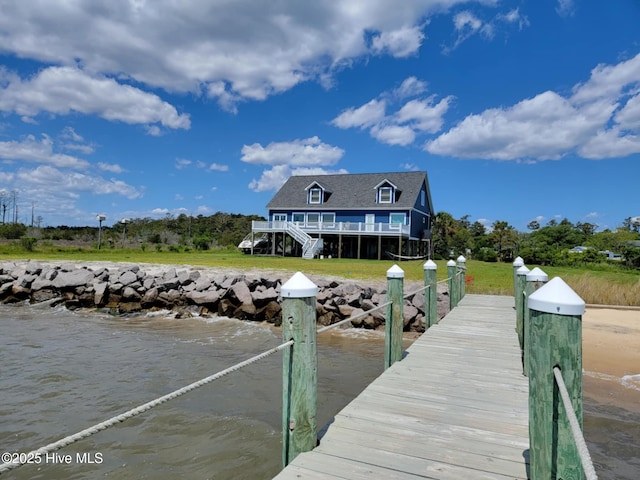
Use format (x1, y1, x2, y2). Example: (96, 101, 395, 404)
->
(273, 294, 530, 479)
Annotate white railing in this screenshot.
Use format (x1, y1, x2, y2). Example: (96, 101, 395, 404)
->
(252, 220, 410, 236)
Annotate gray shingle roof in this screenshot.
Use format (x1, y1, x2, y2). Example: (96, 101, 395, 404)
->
(267, 171, 432, 211)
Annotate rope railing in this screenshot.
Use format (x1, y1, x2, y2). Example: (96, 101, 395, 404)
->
(403, 283, 430, 299)
(0, 339, 294, 476)
(316, 301, 391, 334)
(552, 367, 598, 480)
(437, 277, 450, 284)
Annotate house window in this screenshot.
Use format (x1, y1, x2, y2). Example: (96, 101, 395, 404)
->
(273, 213, 287, 222)
(321, 213, 335, 227)
(308, 188, 322, 204)
(390, 213, 406, 225)
(307, 213, 320, 226)
(292, 213, 305, 225)
(378, 186, 393, 203)
(421, 190, 426, 207)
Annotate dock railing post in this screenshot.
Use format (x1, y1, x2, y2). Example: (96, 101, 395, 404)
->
(385, 264, 404, 370)
(281, 272, 318, 468)
(515, 265, 529, 356)
(527, 277, 585, 480)
(447, 260, 457, 309)
(423, 260, 437, 328)
(513, 256, 524, 300)
(523, 267, 548, 376)
(457, 255, 466, 300)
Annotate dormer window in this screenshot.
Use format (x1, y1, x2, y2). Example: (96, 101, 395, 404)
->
(375, 179, 399, 204)
(306, 181, 330, 205)
(308, 187, 322, 204)
(378, 186, 393, 203)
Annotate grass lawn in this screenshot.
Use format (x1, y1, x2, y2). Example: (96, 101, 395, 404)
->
(1, 245, 638, 306)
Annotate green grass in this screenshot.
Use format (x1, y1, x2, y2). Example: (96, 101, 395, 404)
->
(1, 244, 638, 305)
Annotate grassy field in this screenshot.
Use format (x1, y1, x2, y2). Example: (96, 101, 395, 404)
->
(1, 244, 638, 306)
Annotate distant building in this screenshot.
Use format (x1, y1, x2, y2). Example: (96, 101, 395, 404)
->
(242, 171, 434, 259)
(568, 246, 591, 253)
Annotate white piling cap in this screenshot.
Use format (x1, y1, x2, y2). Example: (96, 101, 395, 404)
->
(516, 265, 530, 276)
(423, 259, 437, 270)
(526, 267, 548, 282)
(281, 272, 318, 298)
(527, 277, 585, 316)
(387, 264, 405, 278)
(456, 255, 466, 263)
(513, 256, 524, 267)
(447, 259, 456, 267)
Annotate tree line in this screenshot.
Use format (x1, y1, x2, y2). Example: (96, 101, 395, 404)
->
(432, 212, 640, 269)
(1, 211, 639, 269)
(0, 212, 265, 252)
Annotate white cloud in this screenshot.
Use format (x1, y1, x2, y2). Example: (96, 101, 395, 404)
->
(242, 136, 346, 191)
(571, 53, 640, 104)
(392, 76, 428, 100)
(0, 66, 190, 129)
(401, 163, 420, 171)
(556, 0, 575, 17)
(371, 25, 425, 58)
(15, 165, 142, 200)
(454, 11, 483, 32)
(332, 100, 387, 129)
(498, 8, 530, 30)
(0, 134, 89, 168)
(248, 165, 348, 192)
(426, 53, 640, 160)
(615, 93, 640, 129)
(395, 96, 452, 133)
(241, 136, 344, 167)
(331, 77, 451, 146)
(98, 162, 124, 173)
(175, 158, 192, 169)
(371, 124, 416, 146)
(209, 163, 229, 172)
(0, 1, 494, 111)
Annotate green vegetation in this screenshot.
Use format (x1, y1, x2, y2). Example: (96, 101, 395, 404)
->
(434, 212, 640, 270)
(0, 210, 637, 306)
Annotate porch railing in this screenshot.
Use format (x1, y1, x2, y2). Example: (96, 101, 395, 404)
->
(252, 220, 410, 236)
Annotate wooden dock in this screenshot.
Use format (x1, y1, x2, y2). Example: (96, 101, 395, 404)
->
(274, 294, 530, 479)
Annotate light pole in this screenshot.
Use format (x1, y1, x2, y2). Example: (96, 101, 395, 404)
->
(97, 214, 106, 249)
(121, 218, 130, 247)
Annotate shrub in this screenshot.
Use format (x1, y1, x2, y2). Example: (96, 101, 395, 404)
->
(20, 236, 37, 251)
(193, 236, 211, 251)
(0, 223, 27, 239)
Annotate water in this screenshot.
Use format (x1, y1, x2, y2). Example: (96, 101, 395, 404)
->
(0, 304, 638, 479)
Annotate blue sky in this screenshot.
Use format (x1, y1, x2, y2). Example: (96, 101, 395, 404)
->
(0, 0, 638, 232)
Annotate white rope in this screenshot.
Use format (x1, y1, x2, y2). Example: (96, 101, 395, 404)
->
(552, 367, 598, 480)
(316, 301, 391, 334)
(403, 284, 430, 299)
(437, 277, 451, 284)
(0, 340, 294, 476)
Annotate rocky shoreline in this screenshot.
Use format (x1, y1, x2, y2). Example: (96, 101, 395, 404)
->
(0, 261, 450, 332)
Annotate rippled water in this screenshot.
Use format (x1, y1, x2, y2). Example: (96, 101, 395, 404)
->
(0, 303, 638, 479)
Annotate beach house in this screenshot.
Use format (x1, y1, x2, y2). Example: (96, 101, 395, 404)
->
(242, 171, 434, 259)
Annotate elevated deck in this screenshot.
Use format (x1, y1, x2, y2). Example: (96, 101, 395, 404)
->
(274, 294, 530, 479)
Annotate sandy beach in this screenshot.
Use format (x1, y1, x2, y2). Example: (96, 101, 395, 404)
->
(582, 307, 640, 410)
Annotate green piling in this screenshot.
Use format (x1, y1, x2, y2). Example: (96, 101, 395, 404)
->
(423, 259, 437, 328)
(447, 260, 457, 309)
(527, 277, 585, 480)
(515, 265, 529, 354)
(281, 272, 318, 467)
(523, 267, 548, 376)
(385, 264, 404, 370)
